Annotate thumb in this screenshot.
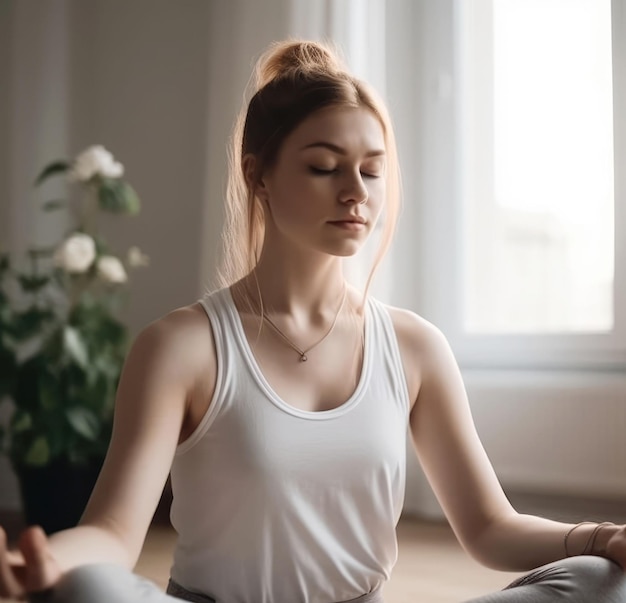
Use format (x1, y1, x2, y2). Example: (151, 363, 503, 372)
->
(18, 526, 62, 592)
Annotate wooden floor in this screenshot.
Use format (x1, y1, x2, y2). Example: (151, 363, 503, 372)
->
(132, 517, 521, 603)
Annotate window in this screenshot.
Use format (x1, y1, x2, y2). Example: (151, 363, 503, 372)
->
(451, 0, 626, 368)
(461, 0, 614, 335)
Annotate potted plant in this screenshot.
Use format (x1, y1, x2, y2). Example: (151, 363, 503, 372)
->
(0, 145, 148, 533)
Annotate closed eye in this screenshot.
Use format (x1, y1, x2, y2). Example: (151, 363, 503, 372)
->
(309, 167, 337, 175)
(309, 167, 381, 178)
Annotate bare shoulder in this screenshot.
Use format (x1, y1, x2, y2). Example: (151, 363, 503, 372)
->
(134, 300, 215, 378)
(140, 300, 212, 346)
(384, 304, 451, 362)
(382, 304, 457, 409)
(119, 299, 218, 439)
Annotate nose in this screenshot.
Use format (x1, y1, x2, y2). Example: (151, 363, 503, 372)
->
(338, 171, 368, 205)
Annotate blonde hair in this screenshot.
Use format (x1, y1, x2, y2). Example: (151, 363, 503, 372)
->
(218, 39, 401, 304)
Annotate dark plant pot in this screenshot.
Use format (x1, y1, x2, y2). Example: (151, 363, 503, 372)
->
(14, 457, 103, 534)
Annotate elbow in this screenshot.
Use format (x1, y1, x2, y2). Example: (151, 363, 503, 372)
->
(79, 519, 142, 569)
(458, 509, 527, 572)
(463, 541, 519, 572)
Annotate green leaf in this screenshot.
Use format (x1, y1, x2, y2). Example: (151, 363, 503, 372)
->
(11, 410, 32, 433)
(66, 407, 99, 441)
(118, 181, 141, 215)
(17, 274, 51, 292)
(45, 414, 70, 459)
(12, 307, 56, 340)
(13, 354, 44, 411)
(24, 436, 50, 466)
(27, 246, 57, 258)
(42, 199, 67, 212)
(34, 161, 70, 186)
(38, 370, 60, 410)
(97, 179, 141, 215)
(63, 326, 89, 368)
(0, 346, 17, 398)
(41, 327, 64, 366)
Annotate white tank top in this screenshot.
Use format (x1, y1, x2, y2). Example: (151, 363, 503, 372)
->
(169, 288, 411, 603)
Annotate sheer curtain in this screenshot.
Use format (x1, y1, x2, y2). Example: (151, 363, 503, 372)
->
(4, 0, 71, 267)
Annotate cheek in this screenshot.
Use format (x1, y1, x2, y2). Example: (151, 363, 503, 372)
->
(367, 180, 386, 212)
(274, 173, 327, 210)
(267, 178, 319, 226)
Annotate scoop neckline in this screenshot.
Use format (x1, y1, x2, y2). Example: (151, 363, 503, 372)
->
(223, 287, 371, 420)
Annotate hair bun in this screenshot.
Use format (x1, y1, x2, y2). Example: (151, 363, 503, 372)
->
(254, 39, 345, 89)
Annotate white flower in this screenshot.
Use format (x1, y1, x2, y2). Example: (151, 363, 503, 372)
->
(53, 233, 96, 273)
(68, 145, 124, 182)
(127, 246, 150, 268)
(97, 255, 128, 284)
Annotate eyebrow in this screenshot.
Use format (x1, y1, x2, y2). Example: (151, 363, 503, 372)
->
(299, 142, 386, 157)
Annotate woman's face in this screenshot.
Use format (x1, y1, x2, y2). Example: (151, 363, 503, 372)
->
(257, 105, 387, 257)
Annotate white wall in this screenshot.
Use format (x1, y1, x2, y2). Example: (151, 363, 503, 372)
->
(0, 1, 13, 253)
(466, 370, 626, 498)
(69, 0, 212, 325)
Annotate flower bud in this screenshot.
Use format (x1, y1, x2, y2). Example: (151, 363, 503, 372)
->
(127, 246, 150, 268)
(53, 233, 96, 273)
(68, 145, 124, 182)
(97, 255, 128, 284)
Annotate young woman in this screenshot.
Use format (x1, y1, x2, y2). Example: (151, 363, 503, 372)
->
(0, 39, 625, 603)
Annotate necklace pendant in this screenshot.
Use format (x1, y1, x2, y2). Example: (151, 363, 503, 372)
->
(300, 353, 308, 362)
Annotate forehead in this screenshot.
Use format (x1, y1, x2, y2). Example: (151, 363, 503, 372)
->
(283, 106, 386, 153)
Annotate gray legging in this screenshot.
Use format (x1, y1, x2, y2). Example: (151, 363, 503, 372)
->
(30, 555, 626, 603)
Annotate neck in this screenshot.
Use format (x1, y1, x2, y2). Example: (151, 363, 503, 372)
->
(247, 249, 347, 318)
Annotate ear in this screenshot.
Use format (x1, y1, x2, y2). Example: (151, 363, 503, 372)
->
(242, 154, 269, 202)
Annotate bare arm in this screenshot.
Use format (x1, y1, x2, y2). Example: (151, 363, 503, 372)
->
(47, 317, 189, 569)
(391, 307, 625, 572)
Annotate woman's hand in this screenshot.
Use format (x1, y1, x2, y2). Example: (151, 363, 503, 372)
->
(0, 525, 62, 600)
(604, 525, 626, 571)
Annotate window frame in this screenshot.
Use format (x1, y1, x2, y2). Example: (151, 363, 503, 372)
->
(416, 0, 626, 371)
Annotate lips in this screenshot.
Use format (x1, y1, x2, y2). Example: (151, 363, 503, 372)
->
(328, 216, 366, 225)
(328, 219, 367, 231)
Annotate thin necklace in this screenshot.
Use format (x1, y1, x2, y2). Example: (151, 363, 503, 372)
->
(252, 276, 347, 362)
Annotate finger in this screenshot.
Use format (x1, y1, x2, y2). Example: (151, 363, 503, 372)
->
(0, 526, 25, 599)
(6, 549, 25, 566)
(18, 525, 61, 592)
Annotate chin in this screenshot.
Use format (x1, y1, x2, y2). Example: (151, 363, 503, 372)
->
(324, 241, 365, 257)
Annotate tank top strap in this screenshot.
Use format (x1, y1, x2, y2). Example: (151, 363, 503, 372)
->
(365, 297, 412, 419)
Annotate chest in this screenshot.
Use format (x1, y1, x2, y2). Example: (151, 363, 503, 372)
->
(210, 375, 408, 491)
(241, 315, 365, 413)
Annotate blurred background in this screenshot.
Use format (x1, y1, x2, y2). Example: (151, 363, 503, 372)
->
(1, 0, 625, 525)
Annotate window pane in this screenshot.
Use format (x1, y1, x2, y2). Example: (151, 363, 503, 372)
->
(462, 0, 614, 334)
